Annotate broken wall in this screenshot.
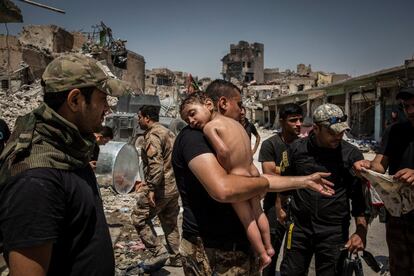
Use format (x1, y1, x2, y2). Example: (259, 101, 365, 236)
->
(123, 51, 145, 93)
(71, 32, 87, 51)
(18, 25, 74, 53)
(21, 46, 53, 78)
(0, 34, 23, 73)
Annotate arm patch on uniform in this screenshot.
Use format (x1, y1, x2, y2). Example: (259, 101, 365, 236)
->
(146, 143, 157, 158)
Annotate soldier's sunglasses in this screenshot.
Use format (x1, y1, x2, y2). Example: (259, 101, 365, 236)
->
(316, 115, 347, 126)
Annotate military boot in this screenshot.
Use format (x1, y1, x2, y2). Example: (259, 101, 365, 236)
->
(165, 254, 182, 267)
(138, 248, 169, 273)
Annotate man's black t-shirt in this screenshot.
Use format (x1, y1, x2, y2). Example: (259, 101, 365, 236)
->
(258, 133, 288, 212)
(243, 119, 258, 140)
(282, 134, 366, 232)
(172, 126, 247, 245)
(0, 166, 114, 276)
(383, 121, 414, 174)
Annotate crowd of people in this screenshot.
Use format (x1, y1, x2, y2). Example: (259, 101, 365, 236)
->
(0, 52, 413, 276)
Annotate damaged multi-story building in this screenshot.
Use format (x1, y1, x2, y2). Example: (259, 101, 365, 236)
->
(221, 41, 264, 83)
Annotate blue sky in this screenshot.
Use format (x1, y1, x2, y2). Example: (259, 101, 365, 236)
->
(3, 0, 414, 79)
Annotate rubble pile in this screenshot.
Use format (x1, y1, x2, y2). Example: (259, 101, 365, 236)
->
(100, 187, 166, 275)
(1, 23, 144, 127)
(345, 137, 379, 153)
(0, 80, 43, 128)
(0, 80, 118, 129)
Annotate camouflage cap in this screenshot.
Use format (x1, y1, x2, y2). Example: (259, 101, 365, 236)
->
(42, 53, 131, 97)
(313, 103, 350, 134)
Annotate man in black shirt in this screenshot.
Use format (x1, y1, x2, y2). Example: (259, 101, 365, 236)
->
(355, 87, 414, 276)
(173, 80, 334, 275)
(259, 103, 303, 276)
(0, 54, 130, 276)
(280, 103, 367, 276)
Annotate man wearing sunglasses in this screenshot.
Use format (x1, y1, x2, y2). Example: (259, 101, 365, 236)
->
(280, 103, 367, 276)
(354, 87, 414, 276)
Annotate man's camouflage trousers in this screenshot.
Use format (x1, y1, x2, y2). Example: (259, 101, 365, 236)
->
(179, 236, 260, 276)
(131, 188, 180, 259)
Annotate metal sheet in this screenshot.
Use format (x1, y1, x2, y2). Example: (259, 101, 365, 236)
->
(95, 141, 142, 194)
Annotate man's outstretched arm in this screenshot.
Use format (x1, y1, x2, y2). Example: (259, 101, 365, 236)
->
(263, 173, 334, 196)
(353, 154, 388, 174)
(189, 153, 334, 203)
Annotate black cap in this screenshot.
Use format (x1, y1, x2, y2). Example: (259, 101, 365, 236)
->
(396, 87, 414, 100)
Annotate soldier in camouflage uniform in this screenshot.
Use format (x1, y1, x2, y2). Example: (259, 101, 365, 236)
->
(0, 53, 130, 275)
(131, 105, 181, 272)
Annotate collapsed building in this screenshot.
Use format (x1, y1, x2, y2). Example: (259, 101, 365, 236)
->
(0, 24, 146, 128)
(221, 41, 264, 84)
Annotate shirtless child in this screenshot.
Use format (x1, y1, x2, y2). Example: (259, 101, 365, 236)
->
(180, 92, 275, 269)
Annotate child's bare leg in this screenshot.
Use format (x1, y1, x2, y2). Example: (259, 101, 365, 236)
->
(250, 196, 275, 257)
(232, 201, 271, 270)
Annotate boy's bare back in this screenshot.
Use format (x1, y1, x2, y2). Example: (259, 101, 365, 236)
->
(203, 113, 258, 177)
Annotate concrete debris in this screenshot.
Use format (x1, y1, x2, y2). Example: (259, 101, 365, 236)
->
(0, 80, 117, 130)
(100, 186, 178, 276)
(345, 137, 379, 153)
(0, 80, 43, 128)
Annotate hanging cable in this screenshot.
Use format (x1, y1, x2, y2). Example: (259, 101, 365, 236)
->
(5, 23, 11, 95)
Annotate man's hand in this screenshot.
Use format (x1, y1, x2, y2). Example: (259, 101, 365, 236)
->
(353, 160, 371, 177)
(353, 160, 371, 171)
(89, 161, 97, 171)
(147, 191, 156, 207)
(345, 217, 367, 253)
(394, 168, 414, 185)
(303, 172, 335, 196)
(345, 232, 366, 253)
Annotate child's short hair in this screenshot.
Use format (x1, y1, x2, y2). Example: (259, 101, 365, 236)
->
(179, 92, 211, 114)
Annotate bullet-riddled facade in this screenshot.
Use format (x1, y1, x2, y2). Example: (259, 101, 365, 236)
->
(221, 41, 264, 84)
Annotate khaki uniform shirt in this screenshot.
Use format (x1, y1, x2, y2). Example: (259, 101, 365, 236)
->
(141, 122, 178, 198)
